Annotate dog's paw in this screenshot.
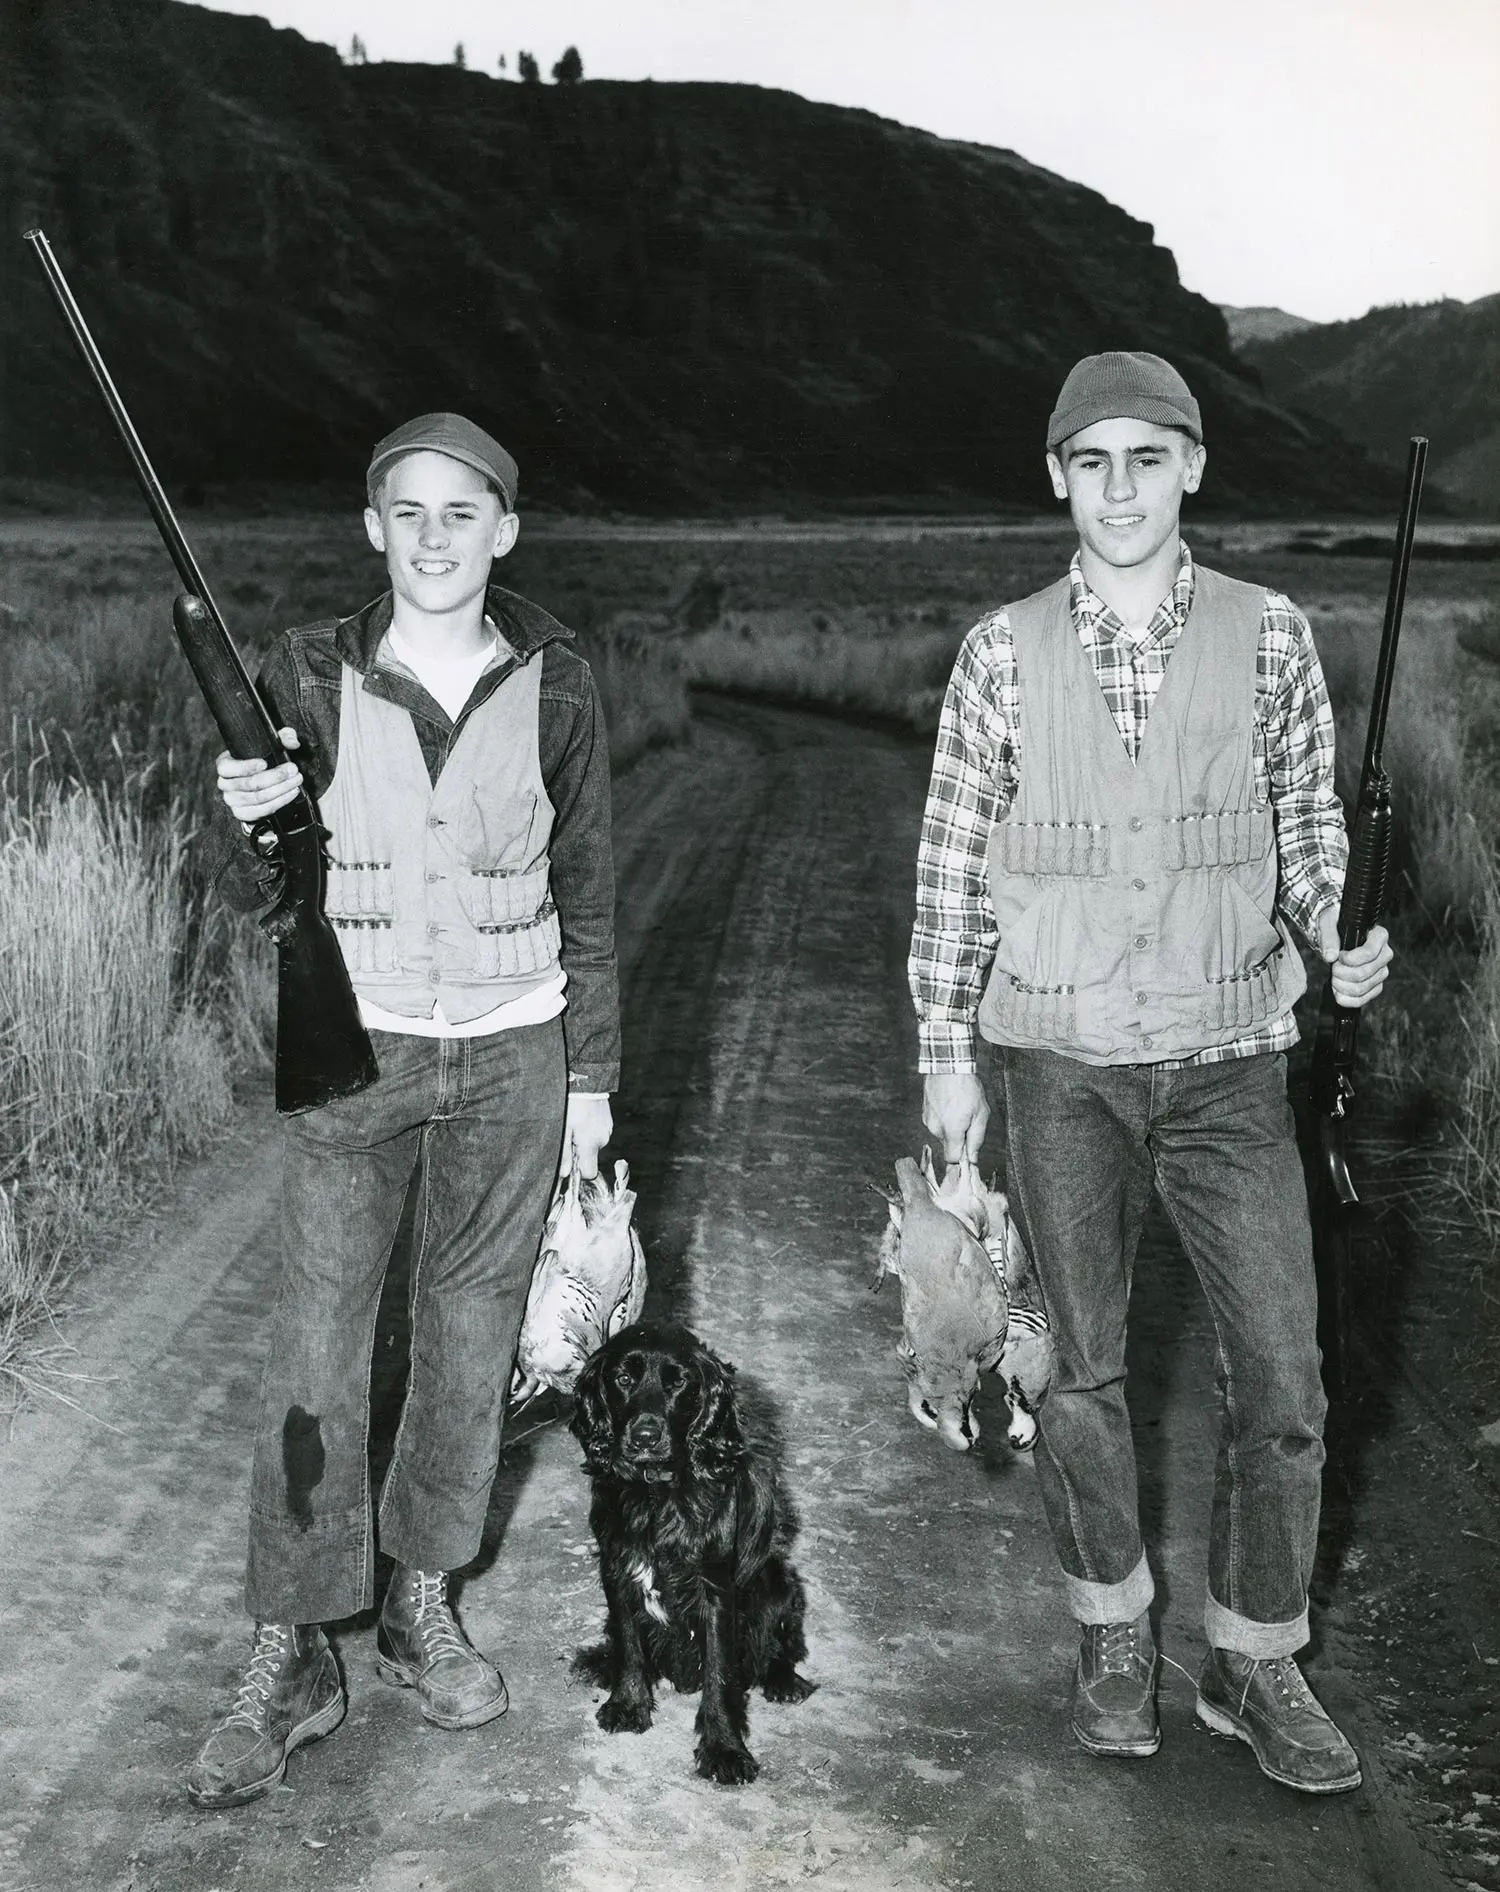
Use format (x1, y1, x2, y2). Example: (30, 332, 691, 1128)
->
(570, 1644, 612, 1687)
(762, 1665, 817, 1704)
(597, 1694, 653, 1735)
(696, 1739, 759, 1786)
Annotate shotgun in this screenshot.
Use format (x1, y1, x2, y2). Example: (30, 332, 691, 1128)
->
(1306, 434, 1427, 1395)
(24, 227, 378, 1115)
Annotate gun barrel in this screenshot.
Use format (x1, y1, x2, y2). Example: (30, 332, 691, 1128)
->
(23, 227, 231, 643)
(1362, 436, 1428, 780)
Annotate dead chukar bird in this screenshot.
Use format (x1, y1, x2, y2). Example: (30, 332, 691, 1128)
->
(513, 1156, 647, 1405)
(877, 1148, 1053, 1451)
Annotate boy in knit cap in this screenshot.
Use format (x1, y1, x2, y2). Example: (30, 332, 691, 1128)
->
(187, 414, 619, 1808)
(909, 353, 1391, 1793)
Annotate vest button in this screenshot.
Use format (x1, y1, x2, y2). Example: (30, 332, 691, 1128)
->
(1133, 877, 1146, 891)
(428, 923, 440, 937)
(1135, 935, 1148, 948)
(1129, 816, 1143, 832)
(427, 815, 442, 829)
(1141, 1036, 1153, 1049)
(426, 871, 440, 883)
(428, 969, 441, 983)
(1135, 991, 1147, 1005)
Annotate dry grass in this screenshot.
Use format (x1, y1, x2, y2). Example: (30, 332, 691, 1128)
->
(1311, 596, 1498, 934)
(1456, 848, 1500, 1240)
(0, 770, 235, 1409)
(682, 604, 963, 729)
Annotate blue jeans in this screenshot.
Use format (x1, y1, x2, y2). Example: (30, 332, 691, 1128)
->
(245, 1020, 567, 1624)
(999, 1047, 1327, 1658)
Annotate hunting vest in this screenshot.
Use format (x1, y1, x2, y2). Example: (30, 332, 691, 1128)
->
(977, 564, 1305, 1065)
(318, 648, 561, 1022)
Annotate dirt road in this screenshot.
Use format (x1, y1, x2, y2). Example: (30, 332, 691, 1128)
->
(0, 697, 1463, 1891)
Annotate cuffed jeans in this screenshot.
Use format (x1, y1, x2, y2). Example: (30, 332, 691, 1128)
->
(1000, 1047, 1327, 1658)
(245, 1020, 567, 1624)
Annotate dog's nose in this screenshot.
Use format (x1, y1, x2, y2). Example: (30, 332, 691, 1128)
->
(626, 1413, 666, 1450)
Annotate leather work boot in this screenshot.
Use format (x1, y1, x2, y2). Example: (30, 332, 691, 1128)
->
(186, 1623, 345, 1810)
(1196, 1646, 1362, 1793)
(1070, 1611, 1161, 1757)
(376, 1565, 509, 1729)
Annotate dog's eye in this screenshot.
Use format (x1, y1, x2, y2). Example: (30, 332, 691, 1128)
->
(659, 1362, 685, 1391)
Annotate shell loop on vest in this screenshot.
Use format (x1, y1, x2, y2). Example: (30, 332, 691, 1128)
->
(464, 862, 552, 929)
(986, 978, 1078, 1041)
(993, 820, 1110, 878)
(1162, 807, 1273, 871)
(326, 859, 394, 916)
(1202, 944, 1285, 1031)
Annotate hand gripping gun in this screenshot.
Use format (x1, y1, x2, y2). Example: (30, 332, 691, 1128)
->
(24, 228, 379, 1115)
(1307, 435, 1427, 1394)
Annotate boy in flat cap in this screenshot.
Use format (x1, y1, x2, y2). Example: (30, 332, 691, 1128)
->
(187, 414, 619, 1808)
(909, 353, 1391, 1793)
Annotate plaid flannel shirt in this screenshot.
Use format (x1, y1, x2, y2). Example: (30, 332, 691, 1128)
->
(909, 542, 1347, 1073)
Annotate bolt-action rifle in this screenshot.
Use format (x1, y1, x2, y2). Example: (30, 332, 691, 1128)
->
(1307, 435, 1427, 1395)
(24, 227, 379, 1115)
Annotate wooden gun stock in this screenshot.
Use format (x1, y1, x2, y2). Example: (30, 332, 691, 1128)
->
(23, 223, 377, 1115)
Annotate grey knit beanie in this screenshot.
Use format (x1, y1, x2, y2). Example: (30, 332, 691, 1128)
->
(1046, 352, 1202, 451)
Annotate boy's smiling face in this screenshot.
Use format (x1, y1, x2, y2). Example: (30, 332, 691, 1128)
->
(1047, 418, 1205, 576)
(364, 449, 518, 620)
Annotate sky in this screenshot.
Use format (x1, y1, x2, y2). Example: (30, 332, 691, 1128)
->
(196, 0, 1500, 324)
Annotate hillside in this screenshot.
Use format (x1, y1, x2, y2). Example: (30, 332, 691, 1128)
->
(0, 0, 1399, 512)
(1220, 305, 1319, 350)
(1238, 296, 1500, 514)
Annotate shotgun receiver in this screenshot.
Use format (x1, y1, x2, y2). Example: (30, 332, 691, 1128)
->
(24, 227, 378, 1115)
(1306, 434, 1427, 1391)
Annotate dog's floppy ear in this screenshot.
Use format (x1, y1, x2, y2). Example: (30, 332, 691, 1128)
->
(569, 1345, 615, 1473)
(685, 1340, 741, 1480)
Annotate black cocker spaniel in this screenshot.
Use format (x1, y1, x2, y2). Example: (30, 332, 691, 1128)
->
(568, 1320, 815, 1784)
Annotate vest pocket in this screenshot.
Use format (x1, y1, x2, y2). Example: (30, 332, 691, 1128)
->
(461, 862, 552, 929)
(1202, 879, 1287, 1028)
(458, 787, 540, 868)
(1203, 945, 1286, 1030)
(983, 971, 1078, 1041)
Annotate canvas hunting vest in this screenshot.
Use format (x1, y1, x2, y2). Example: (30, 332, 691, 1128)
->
(318, 648, 561, 1022)
(977, 564, 1305, 1065)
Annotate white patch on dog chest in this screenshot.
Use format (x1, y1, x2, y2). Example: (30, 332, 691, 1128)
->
(627, 1557, 669, 1624)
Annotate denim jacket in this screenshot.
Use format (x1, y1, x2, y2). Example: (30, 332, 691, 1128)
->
(210, 582, 621, 1093)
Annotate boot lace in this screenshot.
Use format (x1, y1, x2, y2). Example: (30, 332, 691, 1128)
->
(218, 1623, 292, 1734)
(1092, 1618, 1146, 1678)
(408, 1571, 471, 1665)
(1236, 1655, 1316, 1717)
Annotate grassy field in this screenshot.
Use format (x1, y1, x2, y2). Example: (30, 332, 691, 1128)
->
(0, 508, 1496, 1409)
